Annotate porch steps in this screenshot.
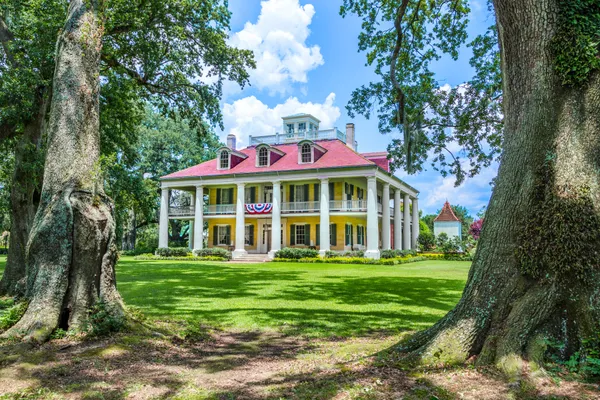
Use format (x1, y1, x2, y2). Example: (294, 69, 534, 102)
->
(230, 254, 270, 263)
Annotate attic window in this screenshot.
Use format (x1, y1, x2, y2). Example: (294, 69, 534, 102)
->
(258, 147, 269, 166)
(301, 143, 312, 163)
(219, 150, 229, 169)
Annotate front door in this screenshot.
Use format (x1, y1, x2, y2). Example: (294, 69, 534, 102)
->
(263, 224, 272, 252)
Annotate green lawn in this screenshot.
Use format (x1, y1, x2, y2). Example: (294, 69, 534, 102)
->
(0, 255, 470, 337)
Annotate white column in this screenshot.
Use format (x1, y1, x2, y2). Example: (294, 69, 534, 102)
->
(365, 176, 380, 259)
(268, 181, 282, 259)
(412, 197, 419, 250)
(188, 192, 195, 250)
(158, 187, 169, 249)
(233, 183, 247, 259)
(319, 178, 330, 256)
(394, 190, 402, 250)
(381, 183, 391, 250)
(403, 193, 411, 250)
(193, 185, 204, 251)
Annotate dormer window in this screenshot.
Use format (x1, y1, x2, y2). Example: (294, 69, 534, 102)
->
(219, 150, 230, 169)
(258, 147, 269, 166)
(301, 143, 312, 163)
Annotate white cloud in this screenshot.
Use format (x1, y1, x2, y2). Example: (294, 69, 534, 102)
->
(229, 0, 324, 94)
(222, 92, 341, 147)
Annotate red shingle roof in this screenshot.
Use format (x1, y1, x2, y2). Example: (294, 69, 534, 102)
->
(434, 201, 461, 222)
(161, 139, 378, 180)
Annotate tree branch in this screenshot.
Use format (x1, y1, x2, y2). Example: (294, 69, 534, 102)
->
(0, 16, 15, 66)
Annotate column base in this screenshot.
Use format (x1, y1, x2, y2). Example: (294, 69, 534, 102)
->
(319, 249, 330, 257)
(267, 249, 279, 260)
(232, 249, 248, 259)
(365, 250, 380, 260)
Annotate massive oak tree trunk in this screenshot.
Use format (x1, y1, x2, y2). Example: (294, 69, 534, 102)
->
(0, 92, 47, 297)
(403, 0, 600, 371)
(2, 0, 123, 342)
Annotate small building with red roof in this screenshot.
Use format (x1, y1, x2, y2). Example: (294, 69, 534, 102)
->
(158, 113, 420, 260)
(433, 201, 462, 239)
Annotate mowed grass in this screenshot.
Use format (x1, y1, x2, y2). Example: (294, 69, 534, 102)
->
(117, 257, 469, 337)
(0, 255, 470, 337)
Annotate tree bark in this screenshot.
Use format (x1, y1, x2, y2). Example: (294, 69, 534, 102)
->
(402, 0, 600, 373)
(121, 209, 136, 251)
(1, 0, 123, 342)
(0, 92, 48, 297)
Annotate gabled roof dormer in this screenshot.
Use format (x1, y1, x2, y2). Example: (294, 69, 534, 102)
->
(216, 146, 248, 170)
(297, 140, 326, 164)
(255, 143, 285, 167)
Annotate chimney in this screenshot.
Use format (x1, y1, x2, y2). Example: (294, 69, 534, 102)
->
(227, 134, 237, 150)
(345, 123, 355, 150)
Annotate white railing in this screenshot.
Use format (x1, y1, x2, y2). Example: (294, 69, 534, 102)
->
(329, 200, 367, 212)
(168, 206, 195, 217)
(205, 204, 235, 215)
(249, 128, 346, 146)
(281, 201, 320, 213)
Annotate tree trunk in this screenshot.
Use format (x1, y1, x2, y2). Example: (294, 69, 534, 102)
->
(0, 92, 48, 297)
(121, 209, 136, 251)
(402, 0, 600, 373)
(1, 0, 123, 342)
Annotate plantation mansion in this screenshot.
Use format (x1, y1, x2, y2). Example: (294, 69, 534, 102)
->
(159, 114, 420, 260)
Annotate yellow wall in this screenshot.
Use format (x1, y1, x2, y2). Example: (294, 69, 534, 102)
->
(284, 215, 367, 251)
(208, 186, 237, 205)
(206, 218, 258, 251)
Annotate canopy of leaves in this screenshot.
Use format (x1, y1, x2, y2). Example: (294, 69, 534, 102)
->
(341, 0, 503, 184)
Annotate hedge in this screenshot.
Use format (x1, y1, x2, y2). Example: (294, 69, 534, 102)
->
(324, 250, 364, 258)
(272, 256, 427, 265)
(380, 249, 417, 259)
(421, 252, 473, 261)
(274, 247, 319, 259)
(193, 247, 232, 260)
(134, 254, 229, 262)
(155, 247, 191, 257)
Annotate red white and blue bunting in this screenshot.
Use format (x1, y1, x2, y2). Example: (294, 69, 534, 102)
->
(245, 203, 273, 214)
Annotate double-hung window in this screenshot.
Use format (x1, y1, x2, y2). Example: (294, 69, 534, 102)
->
(258, 147, 269, 166)
(357, 226, 365, 246)
(217, 225, 230, 245)
(301, 143, 312, 163)
(245, 225, 254, 246)
(295, 224, 306, 245)
(219, 151, 229, 169)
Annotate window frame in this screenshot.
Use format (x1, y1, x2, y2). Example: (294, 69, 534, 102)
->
(217, 225, 230, 246)
(244, 224, 254, 246)
(300, 143, 312, 163)
(295, 224, 306, 245)
(257, 146, 269, 167)
(218, 150, 230, 170)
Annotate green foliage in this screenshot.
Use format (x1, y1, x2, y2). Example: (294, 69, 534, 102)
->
(0, 298, 27, 332)
(324, 250, 365, 258)
(341, 1, 502, 183)
(435, 233, 462, 253)
(155, 247, 191, 257)
(551, 0, 600, 86)
(380, 249, 417, 259)
(134, 254, 227, 262)
(82, 301, 125, 338)
(193, 247, 232, 260)
(274, 247, 319, 260)
(273, 256, 427, 265)
(418, 231, 436, 251)
(517, 160, 600, 284)
(546, 333, 600, 378)
(421, 253, 473, 261)
(421, 214, 436, 232)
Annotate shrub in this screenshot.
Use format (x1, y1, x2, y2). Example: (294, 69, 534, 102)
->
(0, 248, 8, 255)
(380, 249, 417, 259)
(0, 300, 27, 332)
(272, 255, 427, 265)
(324, 250, 365, 258)
(193, 247, 232, 260)
(82, 301, 125, 337)
(121, 246, 157, 256)
(155, 247, 191, 257)
(418, 231, 436, 251)
(274, 247, 319, 259)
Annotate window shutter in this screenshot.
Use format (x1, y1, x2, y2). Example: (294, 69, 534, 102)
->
(329, 182, 335, 201)
(304, 184, 309, 202)
(213, 226, 218, 245)
(216, 188, 221, 205)
(330, 224, 337, 246)
(305, 224, 311, 245)
(250, 187, 256, 203)
(314, 183, 320, 202)
(290, 224, 296, 246)
(350, 225, 354, 246)
(316, 224, 320, 245)
(226, 225, 231, 245)
(290, 185, 295, 202)
(345, 182, 348, 194)
(350, 184, 354, 197)
(229, 188, 234, 204)
(249, 225, 254, 246)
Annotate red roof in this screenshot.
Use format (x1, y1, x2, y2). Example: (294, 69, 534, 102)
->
(361, 151, 390, 172)
(434, 201, 461, 222)
(161, 139, 378, 179)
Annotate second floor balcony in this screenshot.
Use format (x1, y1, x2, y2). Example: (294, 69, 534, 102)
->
(168, 201, 396, 218)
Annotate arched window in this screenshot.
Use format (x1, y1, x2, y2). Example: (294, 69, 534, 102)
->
(220, 151, 229, 169)
(258, 147, 269, 166)
(301, 143, 312, 163)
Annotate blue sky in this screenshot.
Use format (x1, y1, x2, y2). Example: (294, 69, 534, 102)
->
(218, 0, 497, 217)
